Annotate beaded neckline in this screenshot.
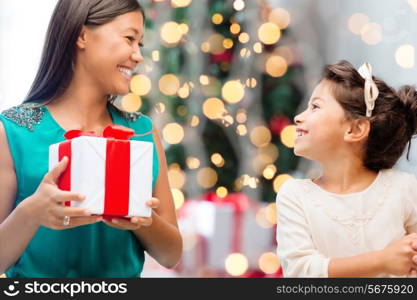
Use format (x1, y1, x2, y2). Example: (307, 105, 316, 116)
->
(1, 102, 143, 131)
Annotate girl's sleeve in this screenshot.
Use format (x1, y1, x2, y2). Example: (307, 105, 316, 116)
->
(404, 173, 417, 233)
(276, 180, 330, 277)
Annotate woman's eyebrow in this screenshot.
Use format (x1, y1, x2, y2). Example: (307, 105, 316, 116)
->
(125, 27, 143, 38)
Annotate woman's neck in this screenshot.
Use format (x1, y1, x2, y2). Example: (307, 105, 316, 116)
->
(315, 155, 379, 194)
(45, 72, 113, 132)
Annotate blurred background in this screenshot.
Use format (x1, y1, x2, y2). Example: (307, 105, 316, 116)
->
(1, 0, 417, 277)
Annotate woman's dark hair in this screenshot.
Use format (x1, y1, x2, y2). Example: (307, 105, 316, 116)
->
(23, 0, 145, 104)
(322, 60, 417, 172)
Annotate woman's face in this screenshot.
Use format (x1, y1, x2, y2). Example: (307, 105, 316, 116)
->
(78, 11, 144, 95)
(293, 80, 351, 162)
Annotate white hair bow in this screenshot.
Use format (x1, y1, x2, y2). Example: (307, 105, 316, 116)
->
(357, 62, 379, 117)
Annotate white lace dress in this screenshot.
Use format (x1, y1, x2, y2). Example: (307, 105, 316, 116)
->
(276, 169, 417, 277)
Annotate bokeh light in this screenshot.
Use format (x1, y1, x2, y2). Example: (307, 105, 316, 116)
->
(265, 55, 288, 77)
(225, 253, 248, 276)
(130, 74, 151, 96)
(268, 8, 290, 29)
(280, 125, 296, 148)
(162, 123, 185, 144)
(273, 174, 292, 192)
(395, 44, 415, 69)
(197, 167, 218, 188)
(222, 80, 245, 104)
(203, 97, 225, 119)
(258, 252, 280, 274)
(121, 93, 142, 113)
(216, 186, 228, 198)
(360, 22, 382, 45)
(171, 0, 192, 8)
(250, 126, 272, 147)
(186, 157, 201, 169)
(348, 13, 369, 35)
(172, 188, 185, 210)
(159, 74, 180, 96)
(160, 21, 183, 46)
(211, 153, 225, 167)
(168, 166, 186, 189)
(258, 22, 281, 45)
(233, 0, 245, 11)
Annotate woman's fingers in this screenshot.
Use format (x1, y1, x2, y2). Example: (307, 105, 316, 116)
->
(50, 205, 91, 218)
(146, 197, 159, 209)
(50, 215, 102, 230)
(50, 191, 85, 204)
(44, 156, 69, 184)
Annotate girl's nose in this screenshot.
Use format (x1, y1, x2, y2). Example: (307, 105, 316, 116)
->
(294, 112, 302, 124)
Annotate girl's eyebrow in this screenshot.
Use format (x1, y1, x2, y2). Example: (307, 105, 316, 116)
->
(308, 97, 325, 105)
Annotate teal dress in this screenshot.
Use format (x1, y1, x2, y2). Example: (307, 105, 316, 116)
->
(0, 102, 159, 278)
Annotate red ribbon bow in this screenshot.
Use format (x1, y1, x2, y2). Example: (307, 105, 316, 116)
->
(64, 125, 135, 140)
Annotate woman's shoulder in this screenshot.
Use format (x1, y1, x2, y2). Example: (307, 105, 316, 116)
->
(0, 102, 45, 131)
(109, 104, 153, 132)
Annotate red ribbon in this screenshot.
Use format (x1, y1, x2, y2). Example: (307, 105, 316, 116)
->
(58, 125, 139, 218)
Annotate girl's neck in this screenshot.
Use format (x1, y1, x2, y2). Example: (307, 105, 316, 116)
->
(315, 155, 379, 194)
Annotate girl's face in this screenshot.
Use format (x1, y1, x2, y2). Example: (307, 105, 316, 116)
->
(293, 80, 351, 161)
(78, 11, 144, 95)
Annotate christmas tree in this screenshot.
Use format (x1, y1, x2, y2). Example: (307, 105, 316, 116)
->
(117, 0, 304, 277)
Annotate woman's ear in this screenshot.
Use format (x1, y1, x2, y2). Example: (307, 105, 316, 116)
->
(344, 118, 370, 143)
(76, 26, 88, 50)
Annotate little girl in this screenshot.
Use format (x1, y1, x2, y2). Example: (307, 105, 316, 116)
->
(276, 60, 417, 277)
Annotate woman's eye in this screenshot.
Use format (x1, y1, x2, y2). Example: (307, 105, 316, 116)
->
(138, 42, 144, 48)
(126, 36, 135, 42)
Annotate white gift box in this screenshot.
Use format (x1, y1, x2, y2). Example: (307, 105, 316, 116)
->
(178, 197, 274, 272)
(49, 135, 153, 218)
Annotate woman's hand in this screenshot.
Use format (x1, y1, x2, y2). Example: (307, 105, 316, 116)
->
(102, 197, 159, 230)
(379, 233, 417, 276)
(18, 156, 102, 230)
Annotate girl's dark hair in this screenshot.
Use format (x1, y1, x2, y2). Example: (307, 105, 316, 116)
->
(23, 0, 145, 104)
(322, 60, 417, 172)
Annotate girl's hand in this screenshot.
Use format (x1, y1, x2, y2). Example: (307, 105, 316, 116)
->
(18, 157, 102, 230)
(380, 233, 417, 275)
(102, 197, 159, 230)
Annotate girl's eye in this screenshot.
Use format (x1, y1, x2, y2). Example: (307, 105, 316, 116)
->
(311, 104, 319, 110)
(126, 36, 135, 42)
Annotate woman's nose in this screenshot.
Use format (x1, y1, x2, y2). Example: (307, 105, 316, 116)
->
(132, 48, 144, 64)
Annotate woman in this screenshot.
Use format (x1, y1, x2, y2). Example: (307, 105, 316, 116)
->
(0, 0, 182, 277)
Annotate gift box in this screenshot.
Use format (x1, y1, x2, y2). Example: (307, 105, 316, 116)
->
(177, 192, 275, 274)
(48, 125, 153, 218)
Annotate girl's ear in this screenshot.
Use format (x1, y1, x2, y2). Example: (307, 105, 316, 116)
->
(76, 26, 88, 50)
(344, 118, 370, 143)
